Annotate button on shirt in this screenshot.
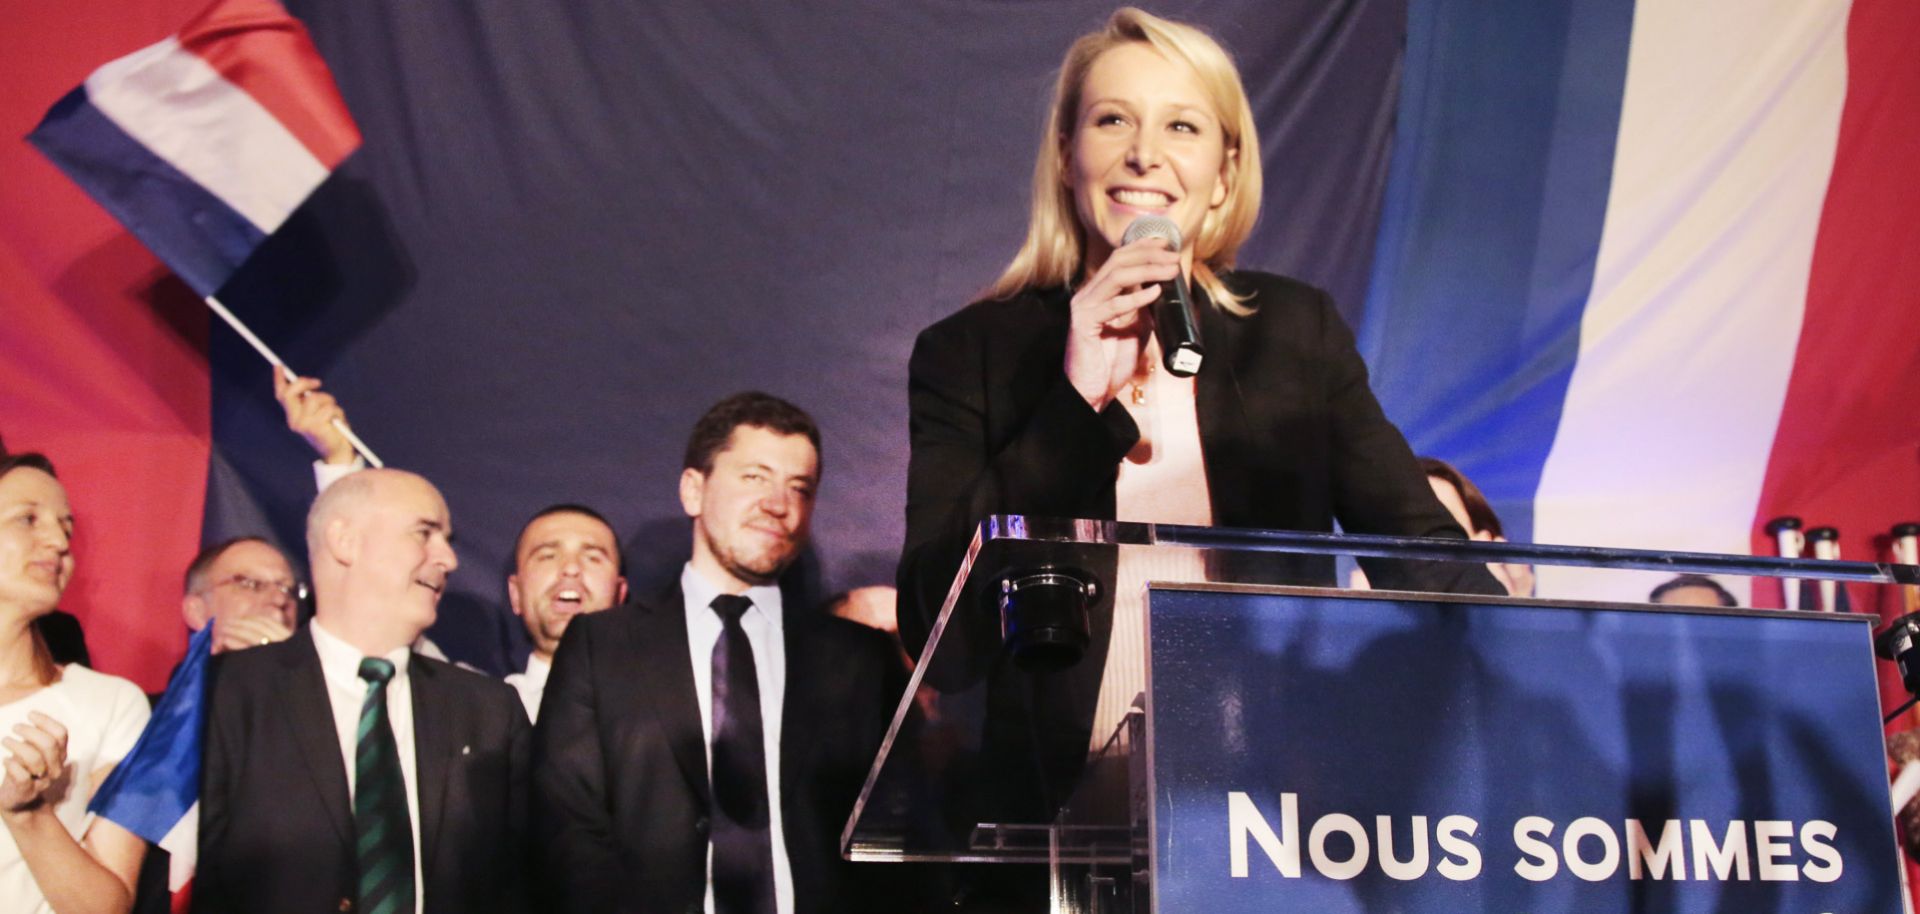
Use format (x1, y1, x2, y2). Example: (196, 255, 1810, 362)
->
(680, 564, 792, 914)
(310, 619, 425, 914)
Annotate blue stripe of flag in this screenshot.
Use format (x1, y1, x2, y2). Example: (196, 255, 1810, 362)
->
(1357, 0, 1638, 545)
(27, 87, 265, 297)
(89, 625, 213, 842)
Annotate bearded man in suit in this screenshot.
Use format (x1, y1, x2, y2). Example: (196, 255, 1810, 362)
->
(534, 392, 901, 914)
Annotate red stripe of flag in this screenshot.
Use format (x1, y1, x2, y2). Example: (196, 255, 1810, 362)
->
(1751, 0, 1920, 669)
(174, 0, 360, 168)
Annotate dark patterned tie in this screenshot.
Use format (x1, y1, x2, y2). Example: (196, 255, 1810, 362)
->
(355, 657, 415, 914)
(709, 594, 774, 914)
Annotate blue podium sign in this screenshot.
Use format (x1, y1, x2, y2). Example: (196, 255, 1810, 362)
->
(1146, 586, 1902, 913)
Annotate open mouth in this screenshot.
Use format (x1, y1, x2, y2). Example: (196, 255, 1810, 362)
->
(552, 587, 585, 614)
(1110, 187, 1174, 208)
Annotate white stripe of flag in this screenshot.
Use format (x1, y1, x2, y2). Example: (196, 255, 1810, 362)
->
(159, 799, 199, 892)
(85, 36, 330, 236)
(1533, 0, 1850, 602)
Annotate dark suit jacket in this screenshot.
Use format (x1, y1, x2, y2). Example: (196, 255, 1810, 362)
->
(532, 585, 902, 914)
(896, 270, 1502, 818)
(194, 626, 531, 914)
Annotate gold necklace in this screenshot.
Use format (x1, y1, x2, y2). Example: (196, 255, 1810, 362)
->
(1128, 354, 1155, 406)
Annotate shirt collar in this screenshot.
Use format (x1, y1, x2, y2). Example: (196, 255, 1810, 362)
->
(680, 563, 783, 629)
(523, 652, 551, 679)
(310, 617, 413, 685)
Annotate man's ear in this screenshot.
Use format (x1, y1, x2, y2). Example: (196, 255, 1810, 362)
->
(678, 467, 706, 519)
(182, 594, 210, 632)
(506, 574, 525, 618)
(614, 577, 629, 606)
(324, 516, 357, 568)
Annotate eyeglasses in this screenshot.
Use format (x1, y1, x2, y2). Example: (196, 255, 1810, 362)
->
(202, 574, 309, 603)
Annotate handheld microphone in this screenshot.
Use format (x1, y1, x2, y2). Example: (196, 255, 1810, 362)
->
(1121, 215, 1204, 377)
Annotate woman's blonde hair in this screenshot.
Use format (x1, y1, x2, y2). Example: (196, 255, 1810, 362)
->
(986, 7, 1262, 313)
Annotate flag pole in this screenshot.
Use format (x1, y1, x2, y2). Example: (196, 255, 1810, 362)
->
(202, 294, 384, 468)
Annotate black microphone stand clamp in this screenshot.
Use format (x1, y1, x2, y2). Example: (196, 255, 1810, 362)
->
(1875, 613, 1920, 723)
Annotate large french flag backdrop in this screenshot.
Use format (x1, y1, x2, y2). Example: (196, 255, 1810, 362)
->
(1361, 0, 1920, 608)
(2, 0, 1915, 695)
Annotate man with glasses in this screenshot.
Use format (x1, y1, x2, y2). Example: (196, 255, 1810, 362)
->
(133, 538, 312, 912)
(181, 536, 307, 654)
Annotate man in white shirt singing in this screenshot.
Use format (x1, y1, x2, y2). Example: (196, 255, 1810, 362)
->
(502, 504, 627, 721)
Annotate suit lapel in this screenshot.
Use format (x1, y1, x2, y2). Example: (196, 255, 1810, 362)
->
(778, 617, 810, 812)
(281, 628, 355, 846)
(410, 656, 453, 876)
(1195, 282, 1256, 522)
(630, 586, 712, 806)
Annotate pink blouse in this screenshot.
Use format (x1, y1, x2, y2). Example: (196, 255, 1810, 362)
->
(1094, 365, 1213, 751)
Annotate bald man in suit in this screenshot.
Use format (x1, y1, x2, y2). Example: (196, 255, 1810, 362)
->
(195, 469, 530, 914)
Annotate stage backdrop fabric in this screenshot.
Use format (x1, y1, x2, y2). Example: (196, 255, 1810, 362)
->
(4, 0, 1407, 685)
(3, 0, 1915, 689)
(1, 0, 215, 690)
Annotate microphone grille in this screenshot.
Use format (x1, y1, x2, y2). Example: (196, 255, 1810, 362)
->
(1121, 214, 1183, 252)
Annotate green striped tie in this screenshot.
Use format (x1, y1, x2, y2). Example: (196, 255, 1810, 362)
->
(355, 657, 415, 914)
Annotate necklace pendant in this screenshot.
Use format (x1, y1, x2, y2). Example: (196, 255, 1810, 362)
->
(1130, 384, 1148, 406)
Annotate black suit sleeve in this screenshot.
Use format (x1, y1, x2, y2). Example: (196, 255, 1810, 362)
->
(503, 692, 534, 913)
(1311, 288, 1504, 596)
(895, 305, 1138, 659)
(532, 619, 624, 913)
(191, 662, 234, 914)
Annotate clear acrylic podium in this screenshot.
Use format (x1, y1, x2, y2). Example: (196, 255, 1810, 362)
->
(845, 516, 1920, 913)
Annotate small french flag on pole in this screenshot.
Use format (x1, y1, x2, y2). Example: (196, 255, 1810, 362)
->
(89, 625, 215, 894)
(26, 0, 360, 297)
(26, 0, 385, 467)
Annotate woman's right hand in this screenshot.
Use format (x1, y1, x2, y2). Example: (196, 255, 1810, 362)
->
(1, 711, 69, 816)
(1066, 237, 1181, 409)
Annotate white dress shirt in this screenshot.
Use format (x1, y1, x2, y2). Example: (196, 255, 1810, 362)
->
(312, 458, 365, 493)
(503, 653, 550, 723)
(310, 619, 425, 914)
(680, 564, 792, 914)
